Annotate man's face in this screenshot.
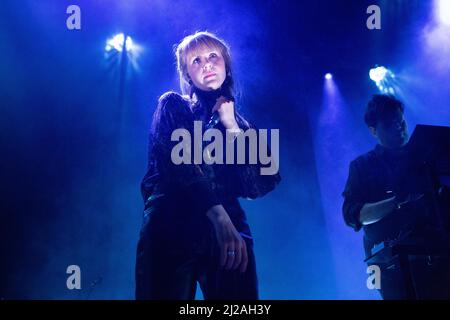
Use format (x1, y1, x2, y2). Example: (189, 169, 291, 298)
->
(370, 109, 409, 148)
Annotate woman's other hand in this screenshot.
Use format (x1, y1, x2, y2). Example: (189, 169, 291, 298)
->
(206, 205, 248, 273)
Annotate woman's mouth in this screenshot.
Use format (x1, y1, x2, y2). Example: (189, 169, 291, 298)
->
(204, 73, 216, 79)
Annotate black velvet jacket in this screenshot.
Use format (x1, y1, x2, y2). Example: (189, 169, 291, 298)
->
(141, 89, 281, 218)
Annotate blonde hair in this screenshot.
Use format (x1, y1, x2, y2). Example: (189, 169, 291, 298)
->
(174, 31, 234, 97)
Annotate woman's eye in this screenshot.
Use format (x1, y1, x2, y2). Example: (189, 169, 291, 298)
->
(210, 53, 218, 59)
(192, 58, 200, 64)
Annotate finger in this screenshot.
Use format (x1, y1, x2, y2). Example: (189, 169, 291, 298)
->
(219, 95, 233, 103)
(220, 245, 227, 267)
(217, 96, 228, 102)
(212, 103, 220, 113)
(220, 101, 232, 109)
(232, 242, 242, 270)
(240, 240, 248, 273)
(212, 97, 227, 111)
(225, 245, 236, 270)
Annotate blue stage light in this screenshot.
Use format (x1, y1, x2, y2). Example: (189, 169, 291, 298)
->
(324, 73, 333, 80)
(105, 33, 134, 53)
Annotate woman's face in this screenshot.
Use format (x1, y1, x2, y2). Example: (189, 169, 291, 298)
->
(186, 45, 226, 91)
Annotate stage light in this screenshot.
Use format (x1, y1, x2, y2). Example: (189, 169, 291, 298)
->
(369, 66, 396, 94)
(324, 73, 333, 80)
(104, 32, 142, 73)
(369, 66, 388, 83)
(437, 0, 450, 26)
(105, 33, 134, 53)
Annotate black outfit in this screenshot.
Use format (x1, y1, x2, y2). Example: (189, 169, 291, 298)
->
(343, 144, 450, 299)
(136, 89, 281, 300)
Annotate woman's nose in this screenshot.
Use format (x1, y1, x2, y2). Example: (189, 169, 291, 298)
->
(203, 63, 212, 71)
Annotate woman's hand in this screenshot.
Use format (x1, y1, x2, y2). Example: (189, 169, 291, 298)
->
(206, 205, 248, 273)
(212, 96, 239, 130)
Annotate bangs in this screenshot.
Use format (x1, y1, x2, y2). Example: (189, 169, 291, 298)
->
(183, 37, 224, 61)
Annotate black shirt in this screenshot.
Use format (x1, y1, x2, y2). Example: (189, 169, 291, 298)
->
(342, 144, 430, 257)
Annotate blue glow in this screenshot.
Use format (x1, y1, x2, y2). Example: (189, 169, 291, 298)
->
(6, 0, 450, 301)
(325, 73, 333, 80)
(437, 0, 450, 25)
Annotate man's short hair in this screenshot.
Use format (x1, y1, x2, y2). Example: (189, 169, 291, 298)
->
(364, 94, 405, 128)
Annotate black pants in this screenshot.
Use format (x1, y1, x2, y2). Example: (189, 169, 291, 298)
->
(379, 256, 450, 300)
(135, 200, 258, 300)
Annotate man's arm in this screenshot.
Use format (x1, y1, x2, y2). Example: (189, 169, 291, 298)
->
(359, 196, 397, 225)
(360, 191, 426, 225)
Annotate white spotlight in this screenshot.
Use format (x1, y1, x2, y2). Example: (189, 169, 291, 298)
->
(105, 33, 134, 53)
(438, 0, 450, 26)
(369, 66, 388, 83)
(324, 73, 333, 80)
(369, 66, 396, 94)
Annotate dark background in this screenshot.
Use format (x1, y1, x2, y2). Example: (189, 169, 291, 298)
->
(1, 0, 449, 299)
